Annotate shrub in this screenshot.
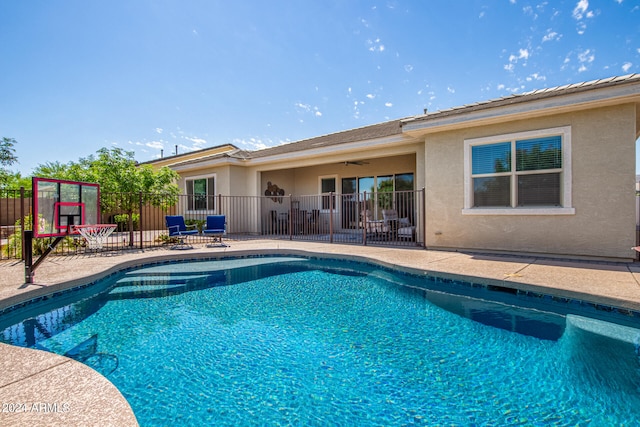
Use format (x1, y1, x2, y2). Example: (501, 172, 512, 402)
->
(4, 215, 76, 257)
(114, 213, 140, 232)
(185, 219, 205, 232)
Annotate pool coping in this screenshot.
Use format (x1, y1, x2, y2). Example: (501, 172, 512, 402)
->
(2, 241, 640, 426)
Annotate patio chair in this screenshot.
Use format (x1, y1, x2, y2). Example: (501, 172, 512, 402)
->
(269, 210, 288, 235)
(165, 215, 198, 249)
(310, 209, 320, 233)
(203, 215, 228, 247)
(382, 209, 416, 241)
(360, 210, 388, 238)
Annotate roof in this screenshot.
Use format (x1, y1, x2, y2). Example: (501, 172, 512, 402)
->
(403, 73, 640, 126)
(248, 119, 404, 159)
(165, 119, 406, 169)
(139, 143, 239, 167)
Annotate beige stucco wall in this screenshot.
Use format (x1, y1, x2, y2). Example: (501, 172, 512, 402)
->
(424, 103, 637, 260)
(177, 164, 248, 196)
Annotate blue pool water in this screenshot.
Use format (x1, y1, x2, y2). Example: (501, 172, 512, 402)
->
(2, 256, 640, 426)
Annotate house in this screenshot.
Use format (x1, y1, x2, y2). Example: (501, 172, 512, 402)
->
(144, 74, 640, 260)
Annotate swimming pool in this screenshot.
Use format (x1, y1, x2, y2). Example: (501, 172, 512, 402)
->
(1, 255, 640, 426)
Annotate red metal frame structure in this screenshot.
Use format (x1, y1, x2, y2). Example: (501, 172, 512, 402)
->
(26, 178, 101, 283)
(32, 177, 100, 238)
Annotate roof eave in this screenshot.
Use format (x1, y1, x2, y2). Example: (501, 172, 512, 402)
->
(402, 76, 640, 136)
(245, 133, 417, 168)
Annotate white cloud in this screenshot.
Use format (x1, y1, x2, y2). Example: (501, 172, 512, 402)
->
(497, 84, 506, 90)
(542, 29, 560, 42)
(570, 49, 595, 73)
(295, 102, 322, 117)
(155, 128, 163, 134)
(622, 62, 632, 72)
(508, 49, 529, 62)
(572, 0, 593, 34)
(146, 141, 164, 150)
(572, 0, 589, 20)
(447, 86, 455, 94)
(505, 48, 530, 71)
(385, 102, 393, 107)
(232, 137, 269, 151)
(184, 137, 207, 147)
(525, 73, 546, 82)
(577, 48, 595, 64)
(367, 38, 385, 52)
(366, 94, 375, 99)
(404, 64, 413, 72)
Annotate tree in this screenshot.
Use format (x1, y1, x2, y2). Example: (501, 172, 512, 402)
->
(0, 137, 19, 186)
(33, 147, 180, 246)
(2, 171, 30, 189)
(32, 161, 70, 179)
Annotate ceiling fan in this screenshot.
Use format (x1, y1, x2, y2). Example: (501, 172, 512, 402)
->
(343, 160, 369, 166)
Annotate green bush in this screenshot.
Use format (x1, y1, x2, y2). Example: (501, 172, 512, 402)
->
(4, 215, 76, 257)
(185, 219, 205, 232)
(155, 234, 181, 245)
(114, 213, 140, 232)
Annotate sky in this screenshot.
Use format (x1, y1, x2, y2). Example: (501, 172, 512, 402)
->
(0, 0, 639, 175)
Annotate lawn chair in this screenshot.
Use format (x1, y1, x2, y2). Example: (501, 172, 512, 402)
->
(360, 210, 388, 239)
(165, 215, 198, 249)
(382, 209, 416, 241)
(203, 215, 228, 247)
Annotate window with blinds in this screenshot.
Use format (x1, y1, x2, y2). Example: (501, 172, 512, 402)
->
(470, 133, 563, 208)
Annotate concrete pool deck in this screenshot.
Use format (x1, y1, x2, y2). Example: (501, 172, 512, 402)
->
(1, 240, 640, 426)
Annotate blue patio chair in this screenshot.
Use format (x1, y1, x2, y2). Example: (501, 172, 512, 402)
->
(165, 215, 198, 249)
(202, 215, 228, 247)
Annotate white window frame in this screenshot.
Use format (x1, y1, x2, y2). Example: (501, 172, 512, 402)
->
(463, 126, 575, 216)
(185, 173, 217, 214)
(319, 175, 338, 211)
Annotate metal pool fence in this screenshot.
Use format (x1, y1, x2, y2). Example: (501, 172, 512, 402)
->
(0, 188, 425, 260)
